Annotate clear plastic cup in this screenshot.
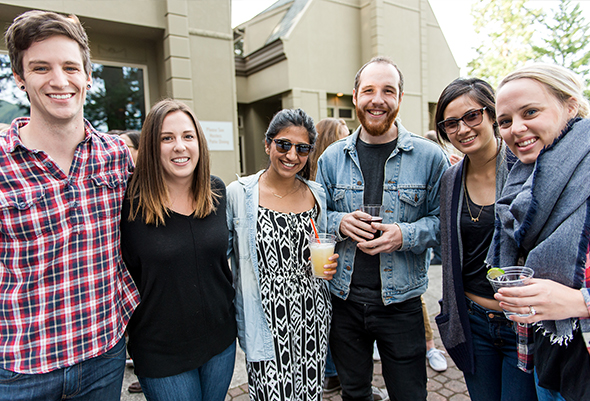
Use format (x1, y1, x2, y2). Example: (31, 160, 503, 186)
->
(309, 233, 336, 278)
(486, 266, 534, 318)
(360, 204, 384, 237)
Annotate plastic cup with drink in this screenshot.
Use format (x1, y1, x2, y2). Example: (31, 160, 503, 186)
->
(309, 233, 336, 278)
(486, 266, 534, 318)
(360, 204, 384, 238)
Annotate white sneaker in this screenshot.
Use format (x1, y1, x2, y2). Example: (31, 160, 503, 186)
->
(373, 342, 380, 361)
(426, 348, 448, 372)
(372, 386, 389, 401)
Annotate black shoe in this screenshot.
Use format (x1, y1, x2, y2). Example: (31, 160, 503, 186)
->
(323, 376, 341, 393)
(128, 381, 143, 393)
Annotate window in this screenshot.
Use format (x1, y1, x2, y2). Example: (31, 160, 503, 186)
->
(338, 108, 353, 120)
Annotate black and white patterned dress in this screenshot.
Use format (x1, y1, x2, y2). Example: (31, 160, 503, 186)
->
(247, 205, 332, 401)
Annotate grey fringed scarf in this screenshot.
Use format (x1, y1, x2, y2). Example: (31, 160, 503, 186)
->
(489, 118, 590, 345)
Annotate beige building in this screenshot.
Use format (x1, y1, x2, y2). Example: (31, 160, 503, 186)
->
(236, 0, 459, 174)
(0, 0, 459, 180)
(0, 0, 240, 183)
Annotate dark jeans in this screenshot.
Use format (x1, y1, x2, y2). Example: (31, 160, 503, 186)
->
(0, 336, 126, 401)
(329, 294, 427, 401)
(463, 297, 537, 401)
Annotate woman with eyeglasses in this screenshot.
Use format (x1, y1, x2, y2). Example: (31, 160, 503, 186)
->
(434, 78, 537, 401)
(227, 108, 338, 400)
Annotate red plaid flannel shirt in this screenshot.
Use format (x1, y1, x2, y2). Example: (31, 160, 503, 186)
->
(0, 118, 140, 374)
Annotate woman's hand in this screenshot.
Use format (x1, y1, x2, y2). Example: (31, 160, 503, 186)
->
(321, 253, 339, 281)
(494, 278, 590, 323)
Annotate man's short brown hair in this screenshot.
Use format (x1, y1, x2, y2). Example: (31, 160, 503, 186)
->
(4, 10, 91, 79)
(353, 56, 404, 96)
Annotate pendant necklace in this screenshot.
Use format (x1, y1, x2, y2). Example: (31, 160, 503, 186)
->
(463, 176, 484, 223)
(264, 173, 300, 199)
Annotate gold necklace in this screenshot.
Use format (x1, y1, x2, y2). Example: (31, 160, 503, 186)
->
(463, 176, 484, 222)
(264, 173, 300, 199)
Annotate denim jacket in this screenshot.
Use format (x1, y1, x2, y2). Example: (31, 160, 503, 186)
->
(315, 122, 449, 305)
(226, 171, 328, 362)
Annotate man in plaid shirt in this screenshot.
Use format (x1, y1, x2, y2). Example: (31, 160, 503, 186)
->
(0, 10, 140, 400)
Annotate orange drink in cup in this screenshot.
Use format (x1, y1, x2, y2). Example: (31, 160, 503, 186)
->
(309, 233, 336, 278)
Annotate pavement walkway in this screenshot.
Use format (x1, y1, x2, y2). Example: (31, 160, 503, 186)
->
(120, 264, 472, 400)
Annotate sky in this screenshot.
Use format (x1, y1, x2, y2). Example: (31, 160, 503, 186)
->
(231, 0, 590, 75)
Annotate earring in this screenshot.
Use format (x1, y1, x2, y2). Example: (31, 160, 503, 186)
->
(20, 85, 25, 91)
(87, 84, 91, 90)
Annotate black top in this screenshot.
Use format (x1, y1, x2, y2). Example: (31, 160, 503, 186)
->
(349, 137, 397, 305)
(121, 176, 236, 378)
(534, 327, 590, 401)
(460, 188, 495, 299)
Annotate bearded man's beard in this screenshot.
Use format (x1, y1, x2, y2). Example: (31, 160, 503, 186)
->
(356, 105, 398, 137)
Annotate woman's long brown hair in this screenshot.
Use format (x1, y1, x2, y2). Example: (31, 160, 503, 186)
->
(127, 98, 219, 225)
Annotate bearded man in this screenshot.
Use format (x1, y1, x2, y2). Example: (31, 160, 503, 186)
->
(316, 56, 449, 401)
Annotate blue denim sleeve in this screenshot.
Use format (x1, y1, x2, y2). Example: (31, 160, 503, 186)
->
(398, 151, 450, 254)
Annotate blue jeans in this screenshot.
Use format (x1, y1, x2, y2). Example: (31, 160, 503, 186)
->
(0, 336, 126, 401)
(534, 370, 567, 401)
(325, 346, 338, 378)
(139, 341, 236, 401)
(329, 294, 426, 401)
(463, 297, 537, 401)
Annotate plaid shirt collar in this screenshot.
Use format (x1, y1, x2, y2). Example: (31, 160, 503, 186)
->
(5, 117, 94, 154)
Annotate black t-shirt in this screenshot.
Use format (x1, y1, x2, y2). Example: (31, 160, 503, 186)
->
(460, 188, 495, 298)
(121, 176, 237, 378)
(348, 137, 397, 305)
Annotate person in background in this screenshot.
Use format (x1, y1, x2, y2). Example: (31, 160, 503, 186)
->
(0, 10, 139, 400)
(227, 108, 338, 401)
(492, 64, 590, 401)
(121, 99, 237, 401)
(114, 128, 143, 394)
(308, 117, 349, 395)
(316, 56, 449, 401)
(308, 117, 349, 180)
(120, 130, 140, 163)
(311, 118, 390, 400)
(434, 77, 537, 401)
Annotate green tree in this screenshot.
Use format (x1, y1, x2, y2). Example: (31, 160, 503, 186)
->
(532, 0, 590, 98)
(467, 0, 542, 88)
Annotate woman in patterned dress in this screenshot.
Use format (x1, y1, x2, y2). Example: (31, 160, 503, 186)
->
(227, 109, 338, 401)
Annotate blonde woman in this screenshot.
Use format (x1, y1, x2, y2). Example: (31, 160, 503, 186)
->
(492, 64, 590, 401)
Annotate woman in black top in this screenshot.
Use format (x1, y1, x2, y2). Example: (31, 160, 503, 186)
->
(434, 78, 537, 401)
(121, 99, 237, 401)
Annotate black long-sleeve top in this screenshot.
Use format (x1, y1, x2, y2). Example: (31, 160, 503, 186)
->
(120, 176, 236, 378)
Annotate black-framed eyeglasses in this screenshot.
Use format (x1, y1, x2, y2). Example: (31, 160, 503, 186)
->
(273, 139, 313, 156)
(437, 107, 487, 135)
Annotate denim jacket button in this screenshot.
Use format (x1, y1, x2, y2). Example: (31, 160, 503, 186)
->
(346, 266, 351, 270)
(356, 181, 362, 185)
(339, 291, 345, 295)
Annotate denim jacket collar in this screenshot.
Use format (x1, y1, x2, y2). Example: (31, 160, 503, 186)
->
(343, 119, 414, 154)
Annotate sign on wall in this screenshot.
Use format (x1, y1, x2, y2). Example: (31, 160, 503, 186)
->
(200, 121, 234, 151)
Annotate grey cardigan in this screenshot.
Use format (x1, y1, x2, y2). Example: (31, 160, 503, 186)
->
(435, 142, 514, 373)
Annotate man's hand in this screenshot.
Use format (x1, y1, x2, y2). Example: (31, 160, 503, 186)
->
(339, 211, 377, 243)
(356, 222, 402, 255)
(339, 211, 403, 255)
